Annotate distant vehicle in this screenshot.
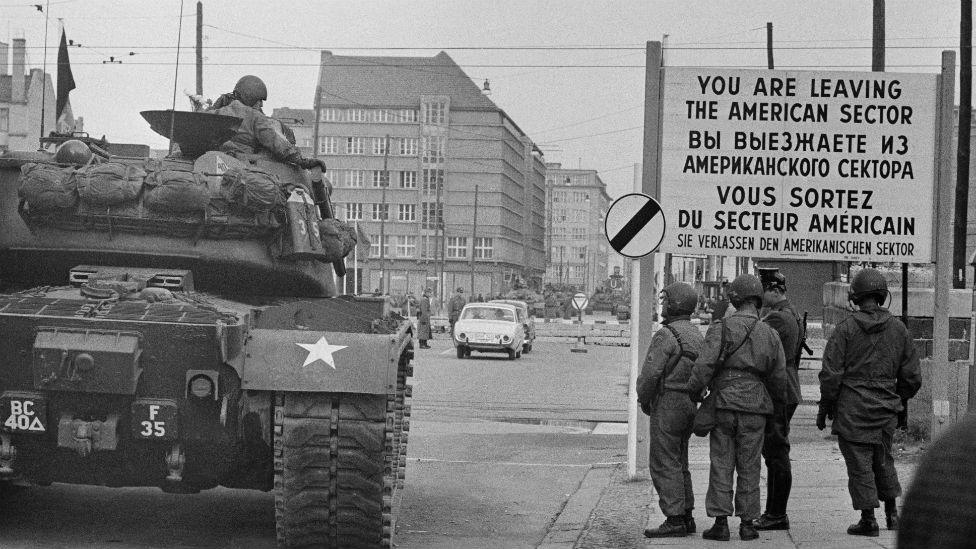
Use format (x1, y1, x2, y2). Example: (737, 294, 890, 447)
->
(454, 303, 526, 360)
(489, 299, 535, 353)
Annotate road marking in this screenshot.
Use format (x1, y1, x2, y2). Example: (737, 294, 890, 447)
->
(591, 422, 627, 435)
(439, 348, 453, 356)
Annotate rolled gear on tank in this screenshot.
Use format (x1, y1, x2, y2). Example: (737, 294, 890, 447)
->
(17, 162, 78, 210)
(143, 160, 211, 213)
(76, 161, 146, 206)
(220, 165, 284, 214)
(317, 218, 357, 262)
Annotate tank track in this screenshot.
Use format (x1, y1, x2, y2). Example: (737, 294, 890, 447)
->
(273, 351, 413, 548)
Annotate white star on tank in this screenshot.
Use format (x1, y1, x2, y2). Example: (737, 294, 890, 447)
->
(296, 337, 348, 369)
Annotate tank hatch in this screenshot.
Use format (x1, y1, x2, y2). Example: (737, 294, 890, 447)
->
(140, 110, 242, 158)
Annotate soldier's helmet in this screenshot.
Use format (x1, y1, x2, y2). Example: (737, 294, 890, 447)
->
(660, 282, 698, 317)
(848, 268, 888, 304)
(728, 274, 764, 308)
(233, 75, 268, 107)
(54, 139, 92, 165)
(757, 267, 787, 292)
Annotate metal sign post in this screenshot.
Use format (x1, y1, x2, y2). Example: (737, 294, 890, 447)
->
(571, 292, 589, 353)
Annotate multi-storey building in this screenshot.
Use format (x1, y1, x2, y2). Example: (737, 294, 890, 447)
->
(270, 107, 314, 155)
(543, 163, 611, 293)
(313, 51, 547, 303)
(0, 39, 56, 152)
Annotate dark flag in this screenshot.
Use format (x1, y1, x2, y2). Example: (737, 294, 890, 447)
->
(56, 30, 75, 121)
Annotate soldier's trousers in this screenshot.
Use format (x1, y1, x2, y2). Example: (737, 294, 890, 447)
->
(648, 390, 696, 517)
(838, 432, 901, 510)
(761, 402, 798, 516)
(706, 409, 766, 520)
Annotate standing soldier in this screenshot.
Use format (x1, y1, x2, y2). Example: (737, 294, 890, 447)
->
(637, 282, 705, 538)
(416, 288, 433, 349)
(755, 268, 802, 531)
(448, 287, 467, 334)
(818, 268, 921, 536)
(686, 274, 787, 541)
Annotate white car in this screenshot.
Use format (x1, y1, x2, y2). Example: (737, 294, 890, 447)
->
(453, 302, 526, 360)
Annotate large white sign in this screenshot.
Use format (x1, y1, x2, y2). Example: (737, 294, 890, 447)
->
(658, 68, 939, 262)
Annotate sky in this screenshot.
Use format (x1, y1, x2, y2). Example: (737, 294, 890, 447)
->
(3, 0, 960, 199)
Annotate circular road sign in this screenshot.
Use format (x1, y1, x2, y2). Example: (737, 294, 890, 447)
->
(571, 292, 589, 311)
(604, 193, 666, 258)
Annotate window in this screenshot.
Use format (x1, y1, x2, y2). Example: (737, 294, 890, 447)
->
(422, 169, 443, 193)
(319, 136, 338, 155)
(422, 100, 447, 125)
(399, 171, 417, 189)
(372, 109, 392, 123)
(398, 204, 416, 222)
(302, 138, 313, 148)
(371, 203, 389, 221)
(371, 171, 389, 188)
(572, 246, 586, 259)
(573, 265, 585, 278)
(321, 108, 340, 122)
(422, 136, 445, 163)
(369, 235, 389, 258)
(345, 203, 363, 221)
(346, 137, 365, 155)
(0, 108, 7, 131)
(399, 137, 418, 156)
(399, 109, 418, 123)
(395, 235, 417, 257)
(421, 202, 443, 229)
(346, 170, 365, 187)
(571, 227, 586, 240)
(420, 235, 439, 258)
(348, 109, 367, 122)
(447, 236, 468, 259)
(372, 137, 388, 156)
(474, 237, 493, 259)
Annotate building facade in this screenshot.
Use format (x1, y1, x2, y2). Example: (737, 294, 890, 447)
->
(543, 163, 611, 293)
(312, 51, 547, 304)
(270, 107, 314, 155)
(0, 38, 56, 152)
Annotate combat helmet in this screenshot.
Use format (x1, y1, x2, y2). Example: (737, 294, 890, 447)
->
(54, 139, 92, 165)
(233, 75, 268, 107)
(660, 282, 697, 318)
(848, 268, 888, 305)
(757, 267, 787, 292)
(727, 274, 764, 308)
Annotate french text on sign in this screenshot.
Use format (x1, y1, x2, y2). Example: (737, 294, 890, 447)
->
(604, 193, 667, 259)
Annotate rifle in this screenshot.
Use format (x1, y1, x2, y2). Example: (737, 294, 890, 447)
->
(309, 166, 347, 278)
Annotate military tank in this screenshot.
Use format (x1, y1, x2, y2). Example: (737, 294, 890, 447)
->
(0, 111, 413, 548)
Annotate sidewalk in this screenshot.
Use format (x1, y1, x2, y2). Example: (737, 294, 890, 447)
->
(560, 406, 917, 549)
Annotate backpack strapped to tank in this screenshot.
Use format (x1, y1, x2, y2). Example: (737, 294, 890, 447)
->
(221, 165, 284, 214)
(17, 162, 78, 210)
(143, 159, 211, 213)
(76, 161, 146, 206)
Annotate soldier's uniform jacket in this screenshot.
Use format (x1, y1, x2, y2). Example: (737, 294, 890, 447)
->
(211, 100, 301, 162)
(687, 310, 787, 415)
(417, 296, 432, 339)
(636, 316, 704, 405)
(448, 295, 466, 319)
(762, 298, 802, 407)
(820, 303, 922, 443)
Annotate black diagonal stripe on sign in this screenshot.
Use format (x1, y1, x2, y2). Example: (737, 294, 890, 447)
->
(610, 199, 661, 252)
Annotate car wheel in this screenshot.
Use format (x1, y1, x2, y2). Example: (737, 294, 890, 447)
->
(464, 349, 472, 358)
(515, 349, 522, 359)
(456, 346, 465, 359)
(523, 343, 532, 353)
(507, 349, 516, 360)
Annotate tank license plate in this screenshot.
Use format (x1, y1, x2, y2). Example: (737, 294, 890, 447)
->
(1, 396, 47, 433)
(131, 401, 178, 440)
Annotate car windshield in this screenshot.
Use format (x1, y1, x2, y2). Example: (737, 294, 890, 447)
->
(461, 306, 515, 322)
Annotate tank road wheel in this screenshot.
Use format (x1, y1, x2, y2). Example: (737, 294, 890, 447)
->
(274, 392, 391, 548)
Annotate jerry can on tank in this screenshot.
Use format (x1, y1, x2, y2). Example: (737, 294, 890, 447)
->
(278, 188, 328, 262)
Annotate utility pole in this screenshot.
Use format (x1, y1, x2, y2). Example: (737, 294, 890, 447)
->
(434, 167, 445, 310)
(470, 184, 479, 294)
(766, 22, 774, 70)
(379, 134, 390, 293)
(955, 0, 973, 288)
(195, 1, 203, 95)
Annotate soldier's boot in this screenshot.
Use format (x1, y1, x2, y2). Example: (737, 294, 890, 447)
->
(643, 516, 687, 538)
(684, 508, 696, 534)
(755, 513, 789, 530)
(757, 470, 792, 530)
(884, 499, 899, 530)
(739, 519, 759, 541)
(847, 510, 880, 537)
(702, 516, 730, 541)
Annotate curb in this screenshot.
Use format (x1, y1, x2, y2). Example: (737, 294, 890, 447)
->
(537, 464, 617, 549)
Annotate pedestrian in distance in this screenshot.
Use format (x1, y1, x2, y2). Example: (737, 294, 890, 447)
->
(637, 282, 705, 538)
(755, 267, 803, 531)
(417, 288, 433, 349)
(448, 287, 466, 334)
(686, 274, 787, 542)
(817, 267, 921, 537)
